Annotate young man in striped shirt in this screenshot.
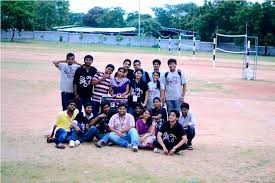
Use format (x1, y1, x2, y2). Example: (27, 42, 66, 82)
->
(91, 64, 115, 116)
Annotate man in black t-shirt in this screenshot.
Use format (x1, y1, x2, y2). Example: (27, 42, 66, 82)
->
(73, 55, 97, 111)
(153, 110, 188, 155)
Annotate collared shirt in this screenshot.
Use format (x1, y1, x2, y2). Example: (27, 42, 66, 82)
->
(55, 109, 79, 131)
(178, 112, 196, 127)
(108, 113, 135, 131)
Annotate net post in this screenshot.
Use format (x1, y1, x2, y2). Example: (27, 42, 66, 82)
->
(213, 37, 216, 67)
(158, 37, 161, 53)
(178, 34, 181, 59)
(192, 35, 196, 61)
(168, 37, 171, 55)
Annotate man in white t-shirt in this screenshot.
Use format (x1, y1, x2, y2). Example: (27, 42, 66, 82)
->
(148, 59, 165, 85)
(164, 58, 187, 112)
(53, 53, 81, 110)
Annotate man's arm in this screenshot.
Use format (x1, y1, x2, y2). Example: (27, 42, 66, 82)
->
(169, 135, 188, 155)
(142, 90, 149, 107)
(52, 60, 66, 69)
(89, 113, 107, 126)
(157, 132, 168, 154)
(74, 61, 82, 66)
(92, 73, 109, 85)
(120, 125, 135, 133)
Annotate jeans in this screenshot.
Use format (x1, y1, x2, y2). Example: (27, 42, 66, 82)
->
(76, 97, 92, 112)
(54, 128, 75, 145)
(109, 128, 139, 148)
(184, 126, 195, 146)
(166, 99, 181, 113)
(61, 92, 75, 111)
(153, 140, 188, 153)
(91, 100, 100, 117)
(71, 126, 109, 143)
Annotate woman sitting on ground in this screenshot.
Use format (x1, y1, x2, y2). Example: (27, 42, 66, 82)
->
(110, 67, 130, 98)
(136, 109, 156, 149)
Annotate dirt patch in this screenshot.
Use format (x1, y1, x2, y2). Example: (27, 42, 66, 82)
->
(1, 42, 275, 182)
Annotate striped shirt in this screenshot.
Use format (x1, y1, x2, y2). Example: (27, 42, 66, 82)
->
(91, 72, 111, 102)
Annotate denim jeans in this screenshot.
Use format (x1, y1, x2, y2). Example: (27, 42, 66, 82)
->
(61, 92, 75, 111)
(54, 128, 74, 145)
(109, 128, 139, 148)
(71, 126, 109, 143)
(166, 99, 181, 113)
(91, 100, 101, 117)
(76, 97, 92, 112)
(184, 125, 195, 146)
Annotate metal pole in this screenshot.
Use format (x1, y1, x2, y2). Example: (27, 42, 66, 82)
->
(138, 0, 141, 37)
(169, 37, 171, 55)
(213, 37, 216, 67)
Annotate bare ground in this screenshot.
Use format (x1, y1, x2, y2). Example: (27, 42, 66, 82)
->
(1, 43, 275, 183)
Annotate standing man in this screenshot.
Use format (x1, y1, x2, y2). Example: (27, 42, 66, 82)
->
(179, 102, 196, 150)
(149, 59, 165, 85)
(133, 59, 151, 83)
(91, 64, 114, 116)
(153, 110, 188, 155)
(73, 55, 97, 111)
(53, 53, 81, 110)
(108, 103, 140, 152)
(164, 58, 187, 112)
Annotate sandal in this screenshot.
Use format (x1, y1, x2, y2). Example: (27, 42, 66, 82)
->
(95, 141, 102, 148)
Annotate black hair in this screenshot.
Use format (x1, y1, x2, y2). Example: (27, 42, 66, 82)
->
(169, 110, 180, 118)
(143, 109, 153, 127)
(84, 55, 93, 61)
(134, 102, 143, 109)
(66, 53, 75, 59)
(84, 102, 93, 108)
(167, 58, 177, 65)
(152, 59, 161, 65)
(133, 59, 141, 65)
(66, 99, 76, 107)
(118, 67, 126, 73)
(123, 59, 131, 65)
(152, 71, 161, 90)
(180, 102, 190, 110)
(106, 64, 115, 70)
(118, 103, 127, 108)
(153, 97, 161, 103)
(101, 103, 110, 109)
(134, 68, 143, 75)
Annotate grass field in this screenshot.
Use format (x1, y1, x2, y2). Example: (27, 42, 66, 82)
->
(1, 40, 275, 183)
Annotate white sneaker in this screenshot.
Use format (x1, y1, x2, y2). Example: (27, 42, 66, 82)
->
(132, 145, 138, 152)
(69, 140, 75, 148)
(74, 140, 80, 146)
(153, 148, 164, 154)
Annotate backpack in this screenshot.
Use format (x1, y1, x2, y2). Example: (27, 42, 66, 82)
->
(165, 71, 182, 84)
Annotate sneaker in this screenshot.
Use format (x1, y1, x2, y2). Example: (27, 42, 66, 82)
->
(188, 145, 193, 150)
(55, 143, 65, 149)
(132, 145, 138, 152)
(69, 140, 75, 148)
(176, 150, 185, 155)
(74, 140, 80, 146)
(153, 148, 164, 154)
(127, 144, 133, 149)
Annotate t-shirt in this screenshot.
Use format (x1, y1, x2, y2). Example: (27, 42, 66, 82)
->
(55, 109, 79, 131)
(133, 69, 151, 83)
(147, 82, 165, 110)
(110, 77, 130, 95)
(136, 119, 151, 135)
(73, 66, 97, 98)
(92, 72, 111, 102)
(74, 112, 94, 133)
(178, 112, 196, 128)
(164, 71, 186, 100)
(148, 71, 165, 85)
(151, 107, 167, 135)
(126, 69, 135, 81)
(108, 113, 135, 131)
(159, 121, 185, 148)
(128, 80, 148, 106)
(59, 63, 80, 93)
(94, 112, 112, 134)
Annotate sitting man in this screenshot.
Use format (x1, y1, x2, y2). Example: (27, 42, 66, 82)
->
(71, 103, 97, 144)
(179, 102, 196, 150)
(153, 110, 188, 155)
(47, 100, 79, 149)
(108, 103, 140, 152)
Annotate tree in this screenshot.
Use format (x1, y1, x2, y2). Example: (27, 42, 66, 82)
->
(68, 13, 85, 26)
(1, 1, 36, 40)
(36, 0, 70, 30)
(97, 7, 125, 28)
(83, 6, 105, 27)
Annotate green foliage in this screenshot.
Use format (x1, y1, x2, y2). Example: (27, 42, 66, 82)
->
(115, 34, 123, 42)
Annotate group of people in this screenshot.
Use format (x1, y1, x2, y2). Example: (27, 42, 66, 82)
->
(47, 53, 196, 155)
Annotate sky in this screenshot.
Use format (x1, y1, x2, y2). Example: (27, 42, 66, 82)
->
(69, 0, 265, 15)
